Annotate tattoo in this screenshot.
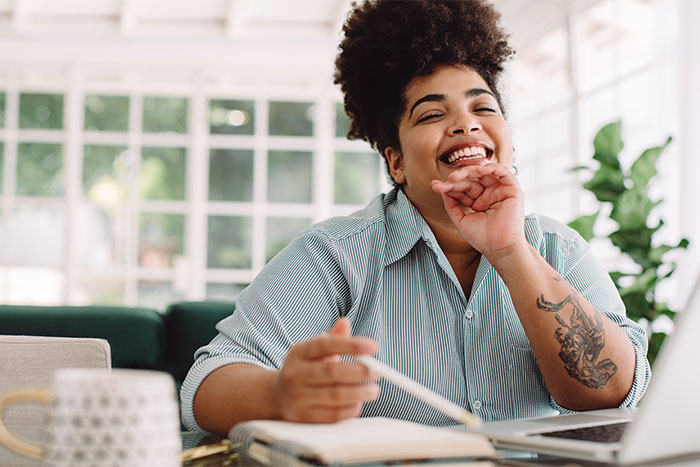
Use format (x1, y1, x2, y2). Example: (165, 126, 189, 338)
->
(536, 275, 617, 389)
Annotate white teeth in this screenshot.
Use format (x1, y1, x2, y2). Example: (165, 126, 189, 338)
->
(446, 146, 488, 163)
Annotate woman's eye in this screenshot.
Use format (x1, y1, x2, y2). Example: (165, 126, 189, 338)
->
(474, 107, 497, 114)
(417, 112, 441, 123)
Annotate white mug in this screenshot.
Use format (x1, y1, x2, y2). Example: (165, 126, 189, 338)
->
(0, 368, 181, 466)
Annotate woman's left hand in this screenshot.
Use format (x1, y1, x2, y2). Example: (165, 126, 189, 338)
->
(431, 162, 526, 259)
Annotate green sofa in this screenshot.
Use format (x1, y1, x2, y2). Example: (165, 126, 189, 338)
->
(0, 301, 235, 389)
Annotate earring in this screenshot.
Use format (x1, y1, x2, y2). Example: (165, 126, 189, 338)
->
(511, 156, 518, 176)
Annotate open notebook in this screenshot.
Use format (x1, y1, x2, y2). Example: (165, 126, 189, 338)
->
(228, 417, 495, 466)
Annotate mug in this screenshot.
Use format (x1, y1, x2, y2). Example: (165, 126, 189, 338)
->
(0, 368, 181, 466)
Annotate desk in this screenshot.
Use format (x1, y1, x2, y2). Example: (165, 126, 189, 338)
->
(180, 432, 700, 467)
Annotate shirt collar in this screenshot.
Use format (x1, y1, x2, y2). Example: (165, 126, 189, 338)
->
(384, 188, 442, 266)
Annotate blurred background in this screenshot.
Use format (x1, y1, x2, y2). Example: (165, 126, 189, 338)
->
(0, 0, 697, 312)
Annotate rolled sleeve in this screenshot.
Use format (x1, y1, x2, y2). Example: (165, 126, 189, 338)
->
(180, 229, 350, 432)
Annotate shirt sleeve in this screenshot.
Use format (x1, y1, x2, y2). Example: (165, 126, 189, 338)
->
(180, 229, 351, 432)
(541, 227, 651, 414)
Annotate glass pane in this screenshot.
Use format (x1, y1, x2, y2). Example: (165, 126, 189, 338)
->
(19, 93, 63, 129)
(209, 149, 254, 202)
(335, 102, 350, 138)
(210, 99, 255, 135)
(83, 145, 129, 204)
(84, 95, 129, 132)
(0, 205, 66, 268)
(334, 152, 380, 205)
(269, 101, 313, 136)
(0, 266, 65, 304)
(16, 142, 64, 196)
(75, 203, 126, 270)
(0, 142, 4, 192)
(142, 97, 188, 133)
(206, 282, 248, 301)
(266, 217, 311, 262)
(139, 213, 185, 268)
(0, 92, 5, 128)
(207, 215, 252, 269)
(74, 276, 124, 305)
(576, 0, 617, 93)
(137, 280, 181, 309)
(140, 147, 186, 200)
(267, 150, 312, 203)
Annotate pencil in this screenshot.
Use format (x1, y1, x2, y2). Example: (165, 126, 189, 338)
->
(356, 355, 482, 428)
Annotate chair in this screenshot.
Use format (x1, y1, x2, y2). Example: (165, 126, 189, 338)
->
(0, 335, 111, 466)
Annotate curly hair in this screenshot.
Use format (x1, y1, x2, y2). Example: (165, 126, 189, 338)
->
(334, 0, 514, 183)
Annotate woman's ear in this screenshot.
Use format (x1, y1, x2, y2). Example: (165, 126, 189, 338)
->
(384, 147, 405, 185)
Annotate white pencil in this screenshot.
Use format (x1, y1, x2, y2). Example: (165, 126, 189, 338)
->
(356, 355, 482, 428)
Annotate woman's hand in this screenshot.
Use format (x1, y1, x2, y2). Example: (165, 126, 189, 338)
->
(275, 317, 380, 423)
(431, 162, 526, 259)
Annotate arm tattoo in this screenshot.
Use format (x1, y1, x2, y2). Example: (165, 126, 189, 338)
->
(536, 275, 617, 389)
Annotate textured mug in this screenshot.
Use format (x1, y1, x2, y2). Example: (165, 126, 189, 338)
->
(0, 368, 181, 466)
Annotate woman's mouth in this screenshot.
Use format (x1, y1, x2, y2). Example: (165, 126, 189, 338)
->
(439, 145, 494, 166)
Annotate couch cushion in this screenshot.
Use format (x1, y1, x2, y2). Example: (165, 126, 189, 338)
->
(162, 301, 234, 384)
(0, 305, 163, 370)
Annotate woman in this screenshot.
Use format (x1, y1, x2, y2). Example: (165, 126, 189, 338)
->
(182, 0, 650, 436)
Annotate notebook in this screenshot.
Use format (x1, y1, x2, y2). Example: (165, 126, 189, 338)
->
(469, 274, 700, 465)
(228, 417, 496, 466)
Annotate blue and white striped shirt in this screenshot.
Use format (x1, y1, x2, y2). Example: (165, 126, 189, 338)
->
(181, 188, 650, 432)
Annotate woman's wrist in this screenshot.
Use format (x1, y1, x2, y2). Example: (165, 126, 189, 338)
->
(484, 238, 535, 276)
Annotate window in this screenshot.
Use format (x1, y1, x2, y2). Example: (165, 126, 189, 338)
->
(508, 0, 680, 275)
(0, 89, 386, 307)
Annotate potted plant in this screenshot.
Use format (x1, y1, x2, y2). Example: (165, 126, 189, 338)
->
(568, 121, 689, 366)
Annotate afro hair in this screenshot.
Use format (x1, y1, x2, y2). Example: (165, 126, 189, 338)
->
(334, 0, 514, 182)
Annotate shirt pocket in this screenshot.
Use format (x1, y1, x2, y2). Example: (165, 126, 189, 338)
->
(507, 346, 557, 419)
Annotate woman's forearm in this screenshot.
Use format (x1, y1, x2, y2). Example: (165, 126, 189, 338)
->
(489, 242, 636, 410)
(193, 363, 281, 436)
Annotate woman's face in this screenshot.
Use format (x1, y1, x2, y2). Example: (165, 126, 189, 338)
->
(385, 65, 514, 223)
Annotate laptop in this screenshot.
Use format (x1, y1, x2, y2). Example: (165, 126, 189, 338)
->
(471, 275, 700, 465)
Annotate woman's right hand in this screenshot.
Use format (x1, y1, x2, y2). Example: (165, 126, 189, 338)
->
(275, 317, 381, 423)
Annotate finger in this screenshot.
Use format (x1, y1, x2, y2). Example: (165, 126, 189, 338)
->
(432, 179, 485, 199)
(328, 316, 351, 338)
(293, 334, 377, 360)
(298, 403, 364, 424)
(304, 361, 380, 385)
(448, 162, 513, 182)
(310, 382, 381, 406)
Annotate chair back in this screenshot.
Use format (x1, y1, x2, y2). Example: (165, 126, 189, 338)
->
(0, 335, 111, 466)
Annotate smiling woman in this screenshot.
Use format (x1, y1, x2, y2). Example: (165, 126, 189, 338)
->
(184, 0, 650, 439)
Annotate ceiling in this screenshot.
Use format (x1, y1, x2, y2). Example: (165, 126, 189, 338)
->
(0, 0, 586, 89)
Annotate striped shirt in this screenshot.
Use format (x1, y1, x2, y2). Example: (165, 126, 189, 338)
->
(181, 188, 650, 432)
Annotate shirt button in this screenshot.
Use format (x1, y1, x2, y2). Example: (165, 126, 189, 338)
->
(465, 309, 473, 319)
(472, 400, 482, 410)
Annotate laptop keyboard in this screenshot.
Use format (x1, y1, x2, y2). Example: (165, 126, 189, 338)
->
(537, 422, 629, 443)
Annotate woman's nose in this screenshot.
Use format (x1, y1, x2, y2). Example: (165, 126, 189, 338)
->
(449, 113, 481, 135)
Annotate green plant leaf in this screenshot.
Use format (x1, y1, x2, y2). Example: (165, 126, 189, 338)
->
(610, 227, 654, 255)
(569, 165, 591, 173)
(648, 332, 668, 367)
(654, 302, 676, 319)
(593, 121, 623, 169)
(568, 211, 599, 241)
(610, 188, 657, 230)
(629, 136, 672, 189)
(621, 291, 652, 321)
(620, 268, 658, 296)
(583, 165, 625, 202)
